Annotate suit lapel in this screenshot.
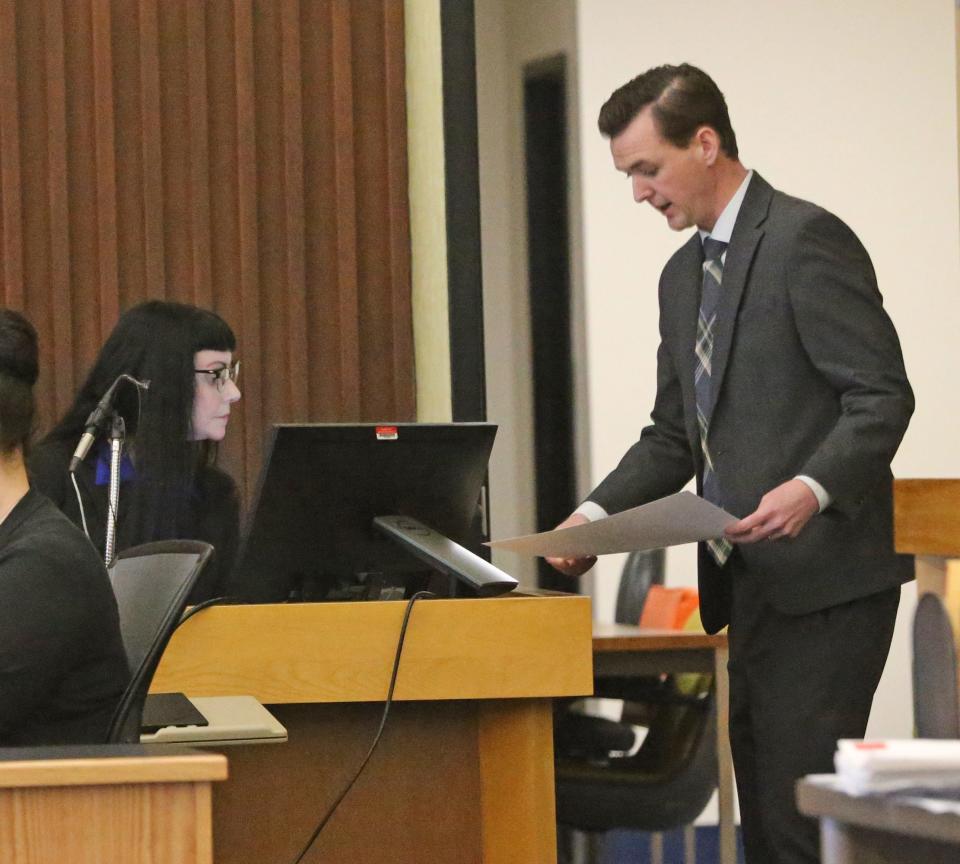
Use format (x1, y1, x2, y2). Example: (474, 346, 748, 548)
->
(707, 173, 773, 418)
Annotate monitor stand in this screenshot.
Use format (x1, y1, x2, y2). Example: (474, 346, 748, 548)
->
(373, 515, 518, 598)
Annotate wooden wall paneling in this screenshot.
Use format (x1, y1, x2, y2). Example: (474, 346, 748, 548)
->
(110, 0, 145, 312)
(352, 3, 392, 419)
(279, 0, 309, 420)
(300, 0, 339, 422)
(330, 0, 361, 419)
(0, 0, 24, 311)
(156, 1, 192, 304)
(17, 2, 52, 427)
(43, 0, 74, 416)
(205, 0, 245, 492)
(383, 0, 414, 422)
(137, 0, 166, 302)
(91, 0, 119, 338)
(62, 0, 102, 388)
(0, 0, 416, 502)
(185, 0, 212, 311)
(250, 0, 285, 433)
(233, 0, 263, 500)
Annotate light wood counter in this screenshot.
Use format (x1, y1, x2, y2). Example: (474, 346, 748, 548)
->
(894, 478, 960, 641)
(894, 479, 960, 557)
(0, 745, 226, 864)
(153, 591, 592, 702)
(152, 592, 593, 864)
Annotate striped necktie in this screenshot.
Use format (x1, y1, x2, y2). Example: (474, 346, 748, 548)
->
(695, 237, 733, 565)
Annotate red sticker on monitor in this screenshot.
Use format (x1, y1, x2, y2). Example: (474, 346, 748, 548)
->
(375, 426, 399, 440)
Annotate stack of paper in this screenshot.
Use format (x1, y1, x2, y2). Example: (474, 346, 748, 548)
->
(834, 739, 960, 795)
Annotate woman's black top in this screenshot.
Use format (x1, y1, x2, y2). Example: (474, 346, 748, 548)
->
(28, 438, 240, 604)
(0, 488, 129, 746)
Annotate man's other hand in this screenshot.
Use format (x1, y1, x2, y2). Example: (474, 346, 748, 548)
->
(545, 512, 598, 577)
(724, 478, 819, 544)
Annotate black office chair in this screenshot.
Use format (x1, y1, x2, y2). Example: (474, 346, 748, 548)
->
(555, 550, 717, 864)
(554, 550, 667, 760)
(556, 658, 716, 864)
(912, 592, 960, 739)
(105, 540, 213, 744)
(557, 683, 716, 856)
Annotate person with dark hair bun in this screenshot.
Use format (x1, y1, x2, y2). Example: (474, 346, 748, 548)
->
(0, 309, 128, 745)
(29, 300, 242, 603)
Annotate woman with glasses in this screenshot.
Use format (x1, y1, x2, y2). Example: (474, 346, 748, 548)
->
(0, 309, 128, 745)
(29, 300, 242, 603)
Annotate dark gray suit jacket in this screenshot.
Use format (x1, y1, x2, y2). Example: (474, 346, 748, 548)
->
(589, 173, 914, 633)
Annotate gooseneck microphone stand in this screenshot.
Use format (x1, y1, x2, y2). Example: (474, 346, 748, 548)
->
(67, 373, 149, 565)
(104, 413, 125, 567)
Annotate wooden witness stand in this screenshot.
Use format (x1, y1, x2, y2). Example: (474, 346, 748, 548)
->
(0, 746, 226, 864)
(895, 479, 960, 637)
(894, 478, 960, 734)
(151, 593, 594, 864)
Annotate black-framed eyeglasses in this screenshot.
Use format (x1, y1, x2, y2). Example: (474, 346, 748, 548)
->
(195, 360, 241, 391)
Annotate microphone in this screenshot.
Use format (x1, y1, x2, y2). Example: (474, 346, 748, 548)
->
(69, 374, 150, 473)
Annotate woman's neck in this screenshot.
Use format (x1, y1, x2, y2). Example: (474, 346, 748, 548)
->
(0, 449, 29, 526)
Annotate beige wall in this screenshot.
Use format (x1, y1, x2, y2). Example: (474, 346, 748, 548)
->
(476, 0, 581, 588)
(575, 0, 960, 738)
(406, 0, 453, 422)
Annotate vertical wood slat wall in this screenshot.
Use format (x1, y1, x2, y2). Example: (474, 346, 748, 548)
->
(0, 0, 415, 501)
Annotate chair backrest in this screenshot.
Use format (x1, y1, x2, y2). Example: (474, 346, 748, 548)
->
(105, 540, 214, 743)
(615, 548, 665, 625)
(912, 592, 960, 739)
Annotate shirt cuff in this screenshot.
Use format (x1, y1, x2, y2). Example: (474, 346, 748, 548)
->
(796, 475, 831, 512)
(574, 500, 609, 523)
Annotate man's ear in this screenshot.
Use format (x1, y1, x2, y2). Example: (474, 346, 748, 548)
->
(694, 125, 721, 166)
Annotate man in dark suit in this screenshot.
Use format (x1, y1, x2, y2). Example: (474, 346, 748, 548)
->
(548, 64, 914, 863)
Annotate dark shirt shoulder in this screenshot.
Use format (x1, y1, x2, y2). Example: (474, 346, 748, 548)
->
(26, 437, 74, 508)
(0, 489, 129, 746)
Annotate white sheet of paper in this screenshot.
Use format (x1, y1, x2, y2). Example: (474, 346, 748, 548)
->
(486, 491, 737, 558)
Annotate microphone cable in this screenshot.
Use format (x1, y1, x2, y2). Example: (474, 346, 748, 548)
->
(290, 589, 436, 864)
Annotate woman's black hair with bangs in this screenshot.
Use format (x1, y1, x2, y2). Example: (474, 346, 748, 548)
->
(42, 300, 237, 540)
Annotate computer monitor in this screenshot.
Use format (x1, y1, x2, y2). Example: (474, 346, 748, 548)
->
(228, 422, 510, 603)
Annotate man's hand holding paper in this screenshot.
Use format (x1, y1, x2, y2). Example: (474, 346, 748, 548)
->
(724, 478, 820, 543)
(543, 513, 596, 577)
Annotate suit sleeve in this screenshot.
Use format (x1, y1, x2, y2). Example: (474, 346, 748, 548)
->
(787, 211, 913, 517)
(588, 290, 696, 514)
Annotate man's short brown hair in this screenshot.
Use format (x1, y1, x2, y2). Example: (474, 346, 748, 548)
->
(598, 63, 738, 159)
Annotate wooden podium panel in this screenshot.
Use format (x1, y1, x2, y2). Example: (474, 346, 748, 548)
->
(152, 593, 592, 864)
(894, 479, 960, 557)
(0, 746, 226, 864)
(895, 479, 960, 635)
